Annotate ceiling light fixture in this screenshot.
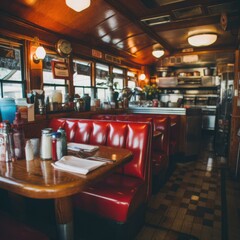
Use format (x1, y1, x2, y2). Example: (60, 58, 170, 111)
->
(139, 73, 146, 80)
(139, 66, 146, 80)
(66, 0, 91, 12)
(188, 33, 217, 47)
(152, 49, 165, 58)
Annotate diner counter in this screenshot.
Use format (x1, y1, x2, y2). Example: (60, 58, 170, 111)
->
(127, 106, 202, 158)
(127, 106, 201, 116)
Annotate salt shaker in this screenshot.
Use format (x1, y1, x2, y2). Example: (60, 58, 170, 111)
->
(25, 140, 34, 161)
(40, 128, 52, 160)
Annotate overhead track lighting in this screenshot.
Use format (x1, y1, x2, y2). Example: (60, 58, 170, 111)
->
(66, 0, 91, 12)
(188, 33, 217, 47)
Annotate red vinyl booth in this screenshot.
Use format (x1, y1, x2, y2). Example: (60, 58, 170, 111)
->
(91, 114, 170, 192)
(49, 118, 152, 239)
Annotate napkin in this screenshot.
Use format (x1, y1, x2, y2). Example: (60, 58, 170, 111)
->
(67, 142, 99, 152)
(52, 155, 106, 175)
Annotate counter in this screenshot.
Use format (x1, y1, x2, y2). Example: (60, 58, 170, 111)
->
(127, 106, 202, 159)
(126, 106, 201, 116)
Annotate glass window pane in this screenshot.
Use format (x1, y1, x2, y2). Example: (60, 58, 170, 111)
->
(74, 87, 92, 98)
(43, 55, 65, 84)
(74, 87, 84, 97)
(3, 83, 22, 98)
(128, 80, 136, 89)
(127, 71, 137, 88)
(113, 67, 124, 90)
(73, 59, 91, 86)
(0, 46, 22, 81)
(44, 85, 67, 102)
(96, 63, 109, 87)
(0, 43, 24, 98)
(97, 88, 107, 102)
(43, 85, 55, 99)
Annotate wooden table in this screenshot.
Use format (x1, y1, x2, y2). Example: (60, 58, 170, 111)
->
(0, 146, 133, 240)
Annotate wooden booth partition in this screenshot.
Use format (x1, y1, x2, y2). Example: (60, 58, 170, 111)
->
(229, 49, 240, 176)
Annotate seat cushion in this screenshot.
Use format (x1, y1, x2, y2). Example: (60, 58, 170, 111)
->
(73, 173, 146, 223)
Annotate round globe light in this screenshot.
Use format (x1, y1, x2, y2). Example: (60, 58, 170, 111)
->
(188, 33, 217, 47)
(35, 46, 46, 59)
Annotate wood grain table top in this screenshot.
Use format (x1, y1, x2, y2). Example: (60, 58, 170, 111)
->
(0, 146, 133, 199)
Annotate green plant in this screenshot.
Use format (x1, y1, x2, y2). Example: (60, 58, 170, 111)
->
(142, 84, 159, 96)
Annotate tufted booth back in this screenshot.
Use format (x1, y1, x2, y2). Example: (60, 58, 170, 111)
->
(49, 119, 152, 185)
(91, 114, 170, 155)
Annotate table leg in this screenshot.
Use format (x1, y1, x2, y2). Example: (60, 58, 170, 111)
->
(55, 196, 74, 240)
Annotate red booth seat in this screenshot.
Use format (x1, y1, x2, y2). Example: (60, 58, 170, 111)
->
(91, 114, 170, 192)
(49, 118, 152, 236)
(122, 113, 180, 156)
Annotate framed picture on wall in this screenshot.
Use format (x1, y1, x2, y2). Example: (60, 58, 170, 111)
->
(51, 60, 70, 79)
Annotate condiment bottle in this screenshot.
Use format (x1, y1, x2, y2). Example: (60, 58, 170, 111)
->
(0, 122, 14, 162)
(57, 128, 67, 156)
(25, 140, 34, 161)
(40, 128, 52, 160)
(12, 112, 25, 159)
(51, 132, 62, 161)
(5, 121, 15, 161)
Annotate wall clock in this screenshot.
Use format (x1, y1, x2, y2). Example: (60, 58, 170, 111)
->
(56, 39, 72, 57)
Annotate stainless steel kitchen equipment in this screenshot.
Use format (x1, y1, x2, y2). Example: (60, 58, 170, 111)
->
(202, 107, 216, 130)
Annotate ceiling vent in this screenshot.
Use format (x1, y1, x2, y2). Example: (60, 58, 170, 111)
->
(172, 5, 203, 19)
(155, 0, 185, 7)
(207, 2, 238, 15)
(141, 15, 171, 26)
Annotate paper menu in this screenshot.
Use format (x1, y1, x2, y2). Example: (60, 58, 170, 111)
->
(67, 142, 99, 152)
(52, 155, 106, 175)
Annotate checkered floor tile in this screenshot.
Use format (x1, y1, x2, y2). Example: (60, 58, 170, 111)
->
(135, 133, 222, 240)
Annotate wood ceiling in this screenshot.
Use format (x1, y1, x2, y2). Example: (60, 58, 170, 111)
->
(0, 0, 239, 67)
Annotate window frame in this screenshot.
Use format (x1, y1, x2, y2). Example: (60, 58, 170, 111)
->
(0, 38, 26, 98)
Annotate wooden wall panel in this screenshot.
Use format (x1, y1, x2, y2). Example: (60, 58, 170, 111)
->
(229, 49, 240, 175)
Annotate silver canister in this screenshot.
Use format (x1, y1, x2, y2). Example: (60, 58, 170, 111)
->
(40, 128, 52, 160)
(57, 128, 67, 157)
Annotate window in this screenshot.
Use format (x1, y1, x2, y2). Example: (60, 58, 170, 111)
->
(112, 67, 124, 90)
(95, 63, 109, 102)
(73, 59, 92, 97)
(127, 71, 137, 89)
(0, 42, 24, 98)
(43, 54, 68, 102)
